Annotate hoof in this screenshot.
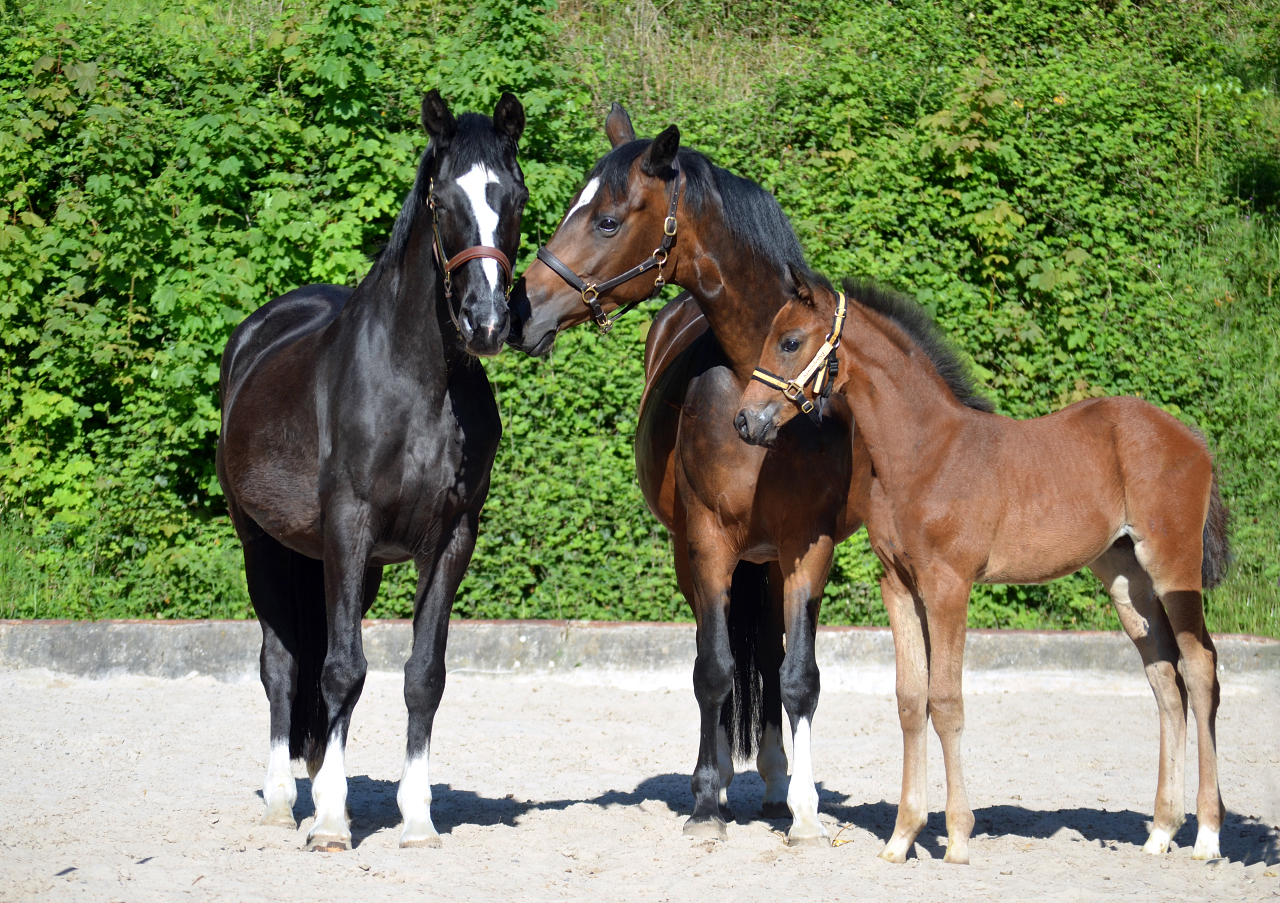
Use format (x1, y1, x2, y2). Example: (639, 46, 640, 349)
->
(683, 815, 728, 841)
(309, 840, 348, 853)
(399, 834, 443, 849)
(943, 846, 970, 865)
(760, 801, 790, 819)
(1143, 828, 1172, 855)
(786, 831, 831, 848)
(260, 810, 297, 830)
(1192, 827, 1221, 861)
(879, 846, 908, 864)
(720, 805, 736, 823)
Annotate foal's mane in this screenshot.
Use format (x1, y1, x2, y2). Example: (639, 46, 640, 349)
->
(840, 278, 994, 413)
(366, 113, 513, 295)
(588, 140, 808, 275)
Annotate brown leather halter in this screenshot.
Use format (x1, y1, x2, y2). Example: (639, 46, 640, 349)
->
(428, 178, 513, 330)
(534, 159, 682, 334)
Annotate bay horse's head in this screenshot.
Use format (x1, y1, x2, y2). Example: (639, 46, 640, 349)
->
(506, 103, 682, 356)
(420, 90, 527, 356)
(736, 267, 841, 448)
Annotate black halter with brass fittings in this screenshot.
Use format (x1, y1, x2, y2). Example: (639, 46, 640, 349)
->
(427, 178, 514, 331)
(751, 291, 848, 425)
(535, 159, 682, 334)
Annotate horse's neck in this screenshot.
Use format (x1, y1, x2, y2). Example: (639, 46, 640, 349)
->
(838, 306, 970, 481)
(676, 219, 789, 379)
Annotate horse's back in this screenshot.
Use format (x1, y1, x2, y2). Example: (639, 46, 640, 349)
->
(221, 284, 352, 413)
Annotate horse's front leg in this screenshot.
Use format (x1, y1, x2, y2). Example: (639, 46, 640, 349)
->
(756, 560, 790, 819)
(397, 510, 480, 848)
(777, 535, 835, 846)
(880, 569, 930, 863)
(679, 520, 740, 840)
(306, 499, 374, 852)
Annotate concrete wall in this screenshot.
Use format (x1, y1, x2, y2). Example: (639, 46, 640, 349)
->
(1, 619, 1277, 682)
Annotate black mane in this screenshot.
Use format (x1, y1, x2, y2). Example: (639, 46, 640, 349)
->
(588, 139, 808, 275)
(367, 113, 513, 293)
(840, 277, 994, 413)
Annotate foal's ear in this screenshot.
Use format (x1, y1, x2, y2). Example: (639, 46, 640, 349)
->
(421, 90, 457, 145)
(641, 125, 681, 178)
(493, 92, 525, 149)
(788, 264, 817, 308)
(605, 102, 636, 147)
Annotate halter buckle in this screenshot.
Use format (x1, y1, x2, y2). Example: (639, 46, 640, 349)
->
(581, 285, 600, 306)
(783, 382, 804, 402)
(663, 216, 678, 237)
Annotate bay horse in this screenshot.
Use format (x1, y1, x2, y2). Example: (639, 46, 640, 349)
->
(735, 270, 1231, 863)
(507, 105, 872, 844)
(216, 91, 527, 851)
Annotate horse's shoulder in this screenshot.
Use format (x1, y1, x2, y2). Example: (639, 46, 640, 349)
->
(643, 292, 707, 381)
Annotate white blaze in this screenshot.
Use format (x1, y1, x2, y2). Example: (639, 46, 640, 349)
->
(562, 178, 600, 227)
(455, 164, 502, 291)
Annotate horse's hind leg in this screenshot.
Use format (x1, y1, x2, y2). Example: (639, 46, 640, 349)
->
(756, 561, 790, 819)
(1090, 543, 1188, 855)
(1138, 542, 1224, 859)
(242, 531, 312, 829)
(398, 513, 478, 849)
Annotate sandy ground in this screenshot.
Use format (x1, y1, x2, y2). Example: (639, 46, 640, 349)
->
(2, 665, 1278, 902)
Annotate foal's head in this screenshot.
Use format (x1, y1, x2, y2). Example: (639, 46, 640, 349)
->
(506, 103, 682, 356)
(418, 90, 527, 356)
(735, 268, 841, 448)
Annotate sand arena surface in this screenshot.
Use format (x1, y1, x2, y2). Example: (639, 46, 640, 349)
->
(1, 666, 1278, 902)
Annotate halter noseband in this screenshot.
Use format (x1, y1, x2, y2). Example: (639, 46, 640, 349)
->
(534, 158, 682, 334)
(428, 178, 514, 331)
(750, 291, 847, 425)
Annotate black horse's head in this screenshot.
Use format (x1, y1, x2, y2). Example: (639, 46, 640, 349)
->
(419, 90, 527, 356)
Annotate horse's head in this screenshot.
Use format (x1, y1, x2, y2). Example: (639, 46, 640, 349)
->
(421, 90, 527, 356)
(507, 103, 683, 356)
(736, 267, 841, 448)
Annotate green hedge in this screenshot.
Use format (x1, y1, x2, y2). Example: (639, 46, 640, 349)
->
(0, 0, 1276, 635)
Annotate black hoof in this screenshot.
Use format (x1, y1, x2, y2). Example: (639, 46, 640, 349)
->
(760, 801, 790, 819)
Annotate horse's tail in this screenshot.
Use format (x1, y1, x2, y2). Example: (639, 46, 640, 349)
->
(725, 560, 768, 761)
(1201, 469, 1231, 591)
(288, 549, 330, 768)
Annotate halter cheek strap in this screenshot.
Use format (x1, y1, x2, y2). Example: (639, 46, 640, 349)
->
(428, 179, 515, 331)
(535, 158, 682, 334)
(750, 291, 847, 425)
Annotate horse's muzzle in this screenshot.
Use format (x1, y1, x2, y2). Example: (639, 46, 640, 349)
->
(735, 406, 779, 448)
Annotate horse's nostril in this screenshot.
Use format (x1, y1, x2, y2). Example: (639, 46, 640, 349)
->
(459, 310, 475, 339)
(734, 411, 749, 439)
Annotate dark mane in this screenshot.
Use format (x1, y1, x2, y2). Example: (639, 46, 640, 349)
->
(365, 113, 511, 293)
(840, 277, 994, 413)
(588, 139, 808, 274)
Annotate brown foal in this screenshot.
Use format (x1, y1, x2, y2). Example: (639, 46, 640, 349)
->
(736, 271, 1230, 864)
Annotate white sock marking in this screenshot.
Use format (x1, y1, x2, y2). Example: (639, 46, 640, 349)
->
(308, 737, 350, 843)
(787, 717, 827, 838)
(455, 163, 502, 291)
(262, 741, 296, 812)
(1192, 825, 1221, 860)
(562, 177, 600, 227)
(1143, 826, 1173, 855)
(716, 725, 734, 808)
(397, 746, 439, 844)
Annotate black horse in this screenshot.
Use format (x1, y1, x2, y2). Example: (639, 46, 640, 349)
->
(216, 91, 526, 851)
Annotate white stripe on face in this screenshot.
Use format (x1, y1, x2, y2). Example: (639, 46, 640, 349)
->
(455, 163, 502, 290)
(562, 177, 600, 227)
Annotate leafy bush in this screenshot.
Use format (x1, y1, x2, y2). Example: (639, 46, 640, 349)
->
(0, 0, 1276, 635)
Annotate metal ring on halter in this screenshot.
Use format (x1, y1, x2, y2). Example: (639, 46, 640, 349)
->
(581, 285, 600, 306)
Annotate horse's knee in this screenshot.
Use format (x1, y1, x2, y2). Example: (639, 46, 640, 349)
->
(928, 690, 965, 734)
(404, 657, 446, 716)
(321, 649, 367, 712)
(693, 647, 734, 707)
(779, 654, 820, 720)
(896, 684, 928, 731)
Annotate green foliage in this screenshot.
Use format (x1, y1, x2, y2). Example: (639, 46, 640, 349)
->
(1, 0, 1277, 636)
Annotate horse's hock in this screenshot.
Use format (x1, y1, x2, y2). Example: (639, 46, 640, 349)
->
(2, 620, 1279, 902)
(2, 619, 1278, 683)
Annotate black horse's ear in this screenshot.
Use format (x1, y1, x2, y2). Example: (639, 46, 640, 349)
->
(421, 90, 457, 145)
(789, 264, 817, 308)
(493, 92, 525, 148)
(641, 124, 680, 177)
(605, 102, 636, 147)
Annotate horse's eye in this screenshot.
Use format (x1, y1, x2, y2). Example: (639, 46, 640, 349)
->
(597, 217, 620, 235)
(782, 338, 801, 354)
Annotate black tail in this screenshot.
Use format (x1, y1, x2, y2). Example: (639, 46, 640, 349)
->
(1202, 471, 1231, 590)
(287, 549, 330, 766)
(724, 560, 768, 761)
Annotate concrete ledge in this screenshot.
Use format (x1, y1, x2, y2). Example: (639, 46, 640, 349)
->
(1, 619, 1277, 682)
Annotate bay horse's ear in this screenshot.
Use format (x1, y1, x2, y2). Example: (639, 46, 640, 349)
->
(493, 92, 525, 149)
(421, 90, 457, 145)
(788, 264, 817, 308)
(641, 125, 680, 178)
(605, 102, 636, 147)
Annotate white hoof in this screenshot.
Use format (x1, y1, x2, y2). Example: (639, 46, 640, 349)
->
(399, 822, 442, 849)
(1143, 827, 1173, 855)
(260, 799, 297, 829)
(1191, 826, 1221, 861)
